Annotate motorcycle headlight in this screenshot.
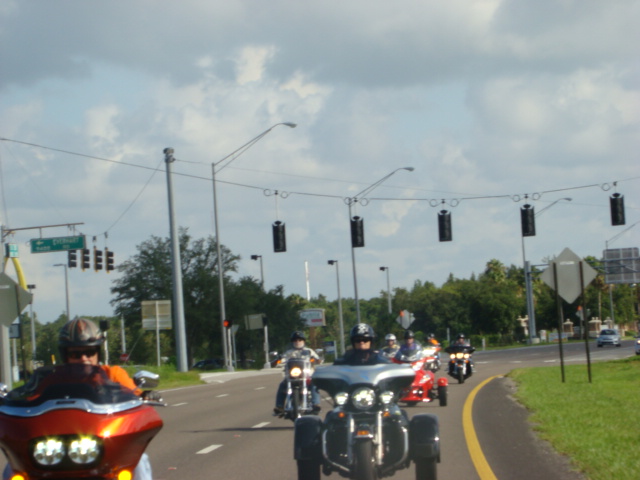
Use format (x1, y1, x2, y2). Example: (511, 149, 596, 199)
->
(33, 438, 65, 466)
(334, 392, 349, 406)
(456, 352, 464, 359)
(379, 391, 395, 405)
(463, 353, 470, 359)
(68, 436, 101, 464)
(351, 387, 376, 410)
(449, 353, 455, 359)
(289, 366, 303, 378)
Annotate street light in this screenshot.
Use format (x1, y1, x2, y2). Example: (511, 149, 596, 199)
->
(212, 122, 297, 371)
(251, 254, 264, 290)
(328, 260, 345, 355)
(522, 197, 572, 342)
(52, 264, 70, 321)
(345, 167, 414, 322)
(379, 266, 392, 315)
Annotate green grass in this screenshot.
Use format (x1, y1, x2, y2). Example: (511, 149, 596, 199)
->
(509, 356, 640, 480)
(122, 364, 206, 390)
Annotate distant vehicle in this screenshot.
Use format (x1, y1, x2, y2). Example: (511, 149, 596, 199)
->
(635, 334, 640, 355)
(192, 358, 223, 370)
(596, 329, 621, 348)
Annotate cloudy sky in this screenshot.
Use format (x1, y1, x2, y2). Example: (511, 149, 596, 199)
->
(1, 0, 638, 326)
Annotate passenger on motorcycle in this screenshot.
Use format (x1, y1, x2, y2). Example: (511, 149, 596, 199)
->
(2, 318, 158, 480)
(398, 329, 422, 358)
(273, 331, 321, 415)
(380, 333, 400, 358)
(334, 323, 391, 366)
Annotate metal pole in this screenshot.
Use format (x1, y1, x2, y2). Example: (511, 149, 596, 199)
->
(164, 148, 189, 372)
(348, 201, 361, 322)
(27, 284, 36, 361)
(120, 316, 126, 353)
(329, 260, 345, 355)
(380, 266, 392, 315)
(63, 264, 70, 321)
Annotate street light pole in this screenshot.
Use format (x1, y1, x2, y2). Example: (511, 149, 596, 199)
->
(212, 123, 296, 371)
(379, 266, 392, 314)
(52, 264, 70, 321)
(345, 167, 414, 322)
(328, 260, 345, 355)
(27, 284, 36, 361)
(522, 197, 572, 342)
(251, 254, 264, 290)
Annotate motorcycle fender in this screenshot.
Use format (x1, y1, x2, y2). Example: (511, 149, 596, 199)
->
(293, 415, 323, 461)
(437, 377, 448, 387)
(409, 414, 440, 461)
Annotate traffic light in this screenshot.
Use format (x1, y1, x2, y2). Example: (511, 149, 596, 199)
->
(94, 248, 103, 271)
(106, 249, 115, 273)
(438, 210, 452, 242)
(272, 221, 287, 252)
(223, 319, 232, 329)
(99, 319, 110, 331)
(81, 249, 91, 270)
(610, 193, 625, 226)
(350, 216, 365, 248)
(68, 250, 77, 268)
(520, 204, 536, 237)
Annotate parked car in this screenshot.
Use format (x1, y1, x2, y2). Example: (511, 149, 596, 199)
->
(635, 334, 640, 355)
(596, 329, 621, 347)
(192, 358, 223, 370)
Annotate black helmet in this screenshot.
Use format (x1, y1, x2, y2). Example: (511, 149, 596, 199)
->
(59, 318, 104, 361)
(291, 331, 306, 342)
(428, 333, 435, 339)
(404, 330, 415, 340)
(456, 333, 465, 340)
(350, 323, 375, 344)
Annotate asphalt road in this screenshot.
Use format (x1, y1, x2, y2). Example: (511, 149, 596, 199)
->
(1, 340, 635, 479)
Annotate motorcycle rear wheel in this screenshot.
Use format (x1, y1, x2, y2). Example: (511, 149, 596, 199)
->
(297, 459, 321, 480)
(415, 457, 437, 480)
(354, 439, 377, 480)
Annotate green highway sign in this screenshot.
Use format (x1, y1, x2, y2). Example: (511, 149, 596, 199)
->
(30, 235, 86, 254)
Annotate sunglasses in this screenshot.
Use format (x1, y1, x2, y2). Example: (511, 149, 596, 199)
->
(67, 348, 99, 359)
(353, 337, 371, 343)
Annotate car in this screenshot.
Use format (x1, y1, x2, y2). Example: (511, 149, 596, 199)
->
(596, 329, 621, 347)
(192, 358, 223, 370)
(635, 335, 640, 355)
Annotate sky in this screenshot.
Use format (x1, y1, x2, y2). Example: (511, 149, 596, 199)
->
(0, 0, 638, 326)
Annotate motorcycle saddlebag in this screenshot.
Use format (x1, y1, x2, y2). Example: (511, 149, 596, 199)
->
(409, 413, 440, 461)
(293, 415, 323, 461)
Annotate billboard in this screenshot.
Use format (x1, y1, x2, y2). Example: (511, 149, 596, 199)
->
(300, 308, 326, 327)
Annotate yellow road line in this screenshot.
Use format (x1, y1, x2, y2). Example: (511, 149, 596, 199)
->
(463, 375, 499, 480)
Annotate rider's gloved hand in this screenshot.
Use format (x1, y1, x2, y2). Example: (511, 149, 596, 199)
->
(141, 390, 163, 402)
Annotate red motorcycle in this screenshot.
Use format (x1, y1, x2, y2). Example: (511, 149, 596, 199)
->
(392, 348, 448, 407)
(0, 364, 164, 480)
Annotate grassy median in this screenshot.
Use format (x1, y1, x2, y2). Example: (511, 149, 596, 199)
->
(509, 355, 640, 480)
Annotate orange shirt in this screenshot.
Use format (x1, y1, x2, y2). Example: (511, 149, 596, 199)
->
(102, 364, 141, 395)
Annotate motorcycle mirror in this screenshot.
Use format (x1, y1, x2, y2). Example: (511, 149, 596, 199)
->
(0, 383, 7, 399)
(133, 370, 160, 389)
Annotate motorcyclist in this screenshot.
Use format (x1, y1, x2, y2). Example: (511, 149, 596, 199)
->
(425, 333, 440, 347)
(334, 323, 390, 366)
(380, 333, 400, 358)
(398, 329, 422, 358)
(273, 331, 321, 415)
(450, 333, 475, 371)
(2, 318, 158, 480)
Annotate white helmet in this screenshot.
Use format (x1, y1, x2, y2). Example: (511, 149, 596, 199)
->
(385, 333, 396, 341)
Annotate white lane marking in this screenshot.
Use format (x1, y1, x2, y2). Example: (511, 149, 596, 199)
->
(197, 444, 222, 454)
(252, 422, 270, 429)
(172, 402, 188, 407)
(216, 394, 229, 398)
(255, 386, 266, 390)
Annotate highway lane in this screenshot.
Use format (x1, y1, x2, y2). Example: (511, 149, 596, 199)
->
(0, 341, 634, 479)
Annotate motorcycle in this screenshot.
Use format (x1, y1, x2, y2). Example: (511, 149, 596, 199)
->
(392, 350, 448, 407)
(294, 364, 440, 480)
(421, 344, 441, 373)
(444, 344, 475, 384)
(0, 364, 164, 480)
(278, 356, 316, 421)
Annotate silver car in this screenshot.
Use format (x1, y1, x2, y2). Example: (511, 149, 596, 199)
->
(635, 335, 640, 355)
(596, 329, 621, 347)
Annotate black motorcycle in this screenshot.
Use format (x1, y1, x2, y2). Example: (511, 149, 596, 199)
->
(294, 364, 440, 480)
(281, 356, 316, 421)
(444, 345, 475, 384)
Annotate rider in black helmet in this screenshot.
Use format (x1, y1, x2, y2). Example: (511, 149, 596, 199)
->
(334, 323, 390, 366)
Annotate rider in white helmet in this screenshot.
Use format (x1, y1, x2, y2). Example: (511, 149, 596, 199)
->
(381, 333, 400, 358)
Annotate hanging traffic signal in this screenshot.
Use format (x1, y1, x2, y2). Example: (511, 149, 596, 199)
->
(520, 204, 536, 237)
(68, 250, 77, 268)
(106, 249, 115, 273)
(610, 193, 625, 226)
(94, 248, 103, 271)
(272, 221, 287, 252)
(81, 248, 91, 270)
(438, 210, 452, 242)
(350, 216, 365, 248)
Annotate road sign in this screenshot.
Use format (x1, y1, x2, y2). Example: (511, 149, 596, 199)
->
(540, 248, 598, 304)
(603, 247, 640, 284)
(4, 243, 18, 258)
(30, 235, 86, 253)
(141, 300, 172, 330)
(300, 309, 326, 327)
(0, 273, 33, 327)
(119, 353, 130, 363)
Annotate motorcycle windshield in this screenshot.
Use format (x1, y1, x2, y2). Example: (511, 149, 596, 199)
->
(3, 364, 138, 407)
(313, 364, 414, 397)
(394, 349, 425, 363)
